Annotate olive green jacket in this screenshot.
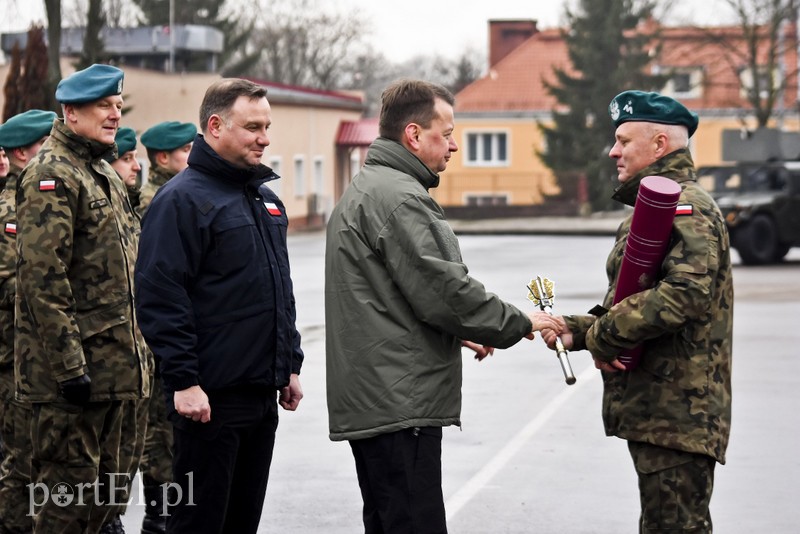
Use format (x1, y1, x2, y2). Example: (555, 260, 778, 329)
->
(15, 120, 152, 402)
(325, 137, 533, 441)
(565, 149, 733, 463)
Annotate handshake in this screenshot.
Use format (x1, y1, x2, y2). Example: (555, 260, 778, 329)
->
(462, 310, 560, 362)
(462, 276, 580, 385)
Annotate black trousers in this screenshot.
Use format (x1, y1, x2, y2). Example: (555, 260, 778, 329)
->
(167, 388, 278, 534)
(349, 427, 447, 534)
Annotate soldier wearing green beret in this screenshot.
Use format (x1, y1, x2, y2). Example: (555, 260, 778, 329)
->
(110, 127, 143, 210)
(137, 121, 197, 218)
(133, 119, 195, 534)
(0, 108, 57, 534)
(543, 90, 733, 533)
(14, 65, 152, 533)
(0, 147, 8, 189)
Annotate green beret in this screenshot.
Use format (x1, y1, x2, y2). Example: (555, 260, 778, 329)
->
(0, 109, 57, 149)
(114, 127, 138, 158)
(56, 64, 124, 104)
(609, 90, 699, 137)
(140, 121, 197, 151)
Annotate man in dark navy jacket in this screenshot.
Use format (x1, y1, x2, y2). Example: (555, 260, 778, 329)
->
(134, 78, 304, 534)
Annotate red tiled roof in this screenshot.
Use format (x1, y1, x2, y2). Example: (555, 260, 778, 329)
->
(456, 29, 572, 113)
(336, 117, 379, 147)
(456, 22, 798, 113)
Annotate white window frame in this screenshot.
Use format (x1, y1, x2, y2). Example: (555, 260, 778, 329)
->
(463, 192, 510, 206)
(267, 156, 282, 196)
(739, 65, 781, 100)
(659, 66, 704, 99)
(313, 156, 324, 195)
(462, 130, 510, 167)
(293, 155, 306, 198)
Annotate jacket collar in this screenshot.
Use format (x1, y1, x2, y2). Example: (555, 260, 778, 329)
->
(365, 137, 441, 190)
(187, 134, 278, 188)
(612, 148, 696, 206)
(51, 119, 117, 161)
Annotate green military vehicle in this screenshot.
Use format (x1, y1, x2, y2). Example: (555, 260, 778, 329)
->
(697, 161, 800, 265)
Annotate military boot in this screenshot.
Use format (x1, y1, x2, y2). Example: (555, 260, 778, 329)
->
(141, 475, 166, 534)
(99, 514, 126, 534)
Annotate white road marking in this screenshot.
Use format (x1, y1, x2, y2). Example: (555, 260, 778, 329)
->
(445, 363, 597, 520)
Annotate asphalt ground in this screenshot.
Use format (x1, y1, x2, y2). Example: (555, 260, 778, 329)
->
(121, 230, 800, 533)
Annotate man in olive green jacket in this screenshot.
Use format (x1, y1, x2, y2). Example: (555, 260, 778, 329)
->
(15, 64, 151, 533)
(544, 91, 733, 534)
(325, 79, 556, 534)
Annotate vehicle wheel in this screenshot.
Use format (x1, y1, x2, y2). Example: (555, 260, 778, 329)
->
(735, 214, 779, 265)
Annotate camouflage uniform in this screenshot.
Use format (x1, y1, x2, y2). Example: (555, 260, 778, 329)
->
(136, 164, 176, 486)
(564, 149, 733, 533)
(0, 163, 34, 533)
(136, 166, 174, 219)
(15, 119, 152, 532)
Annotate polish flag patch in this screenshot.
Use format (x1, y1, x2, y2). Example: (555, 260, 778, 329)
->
(264, 202, 282, 216)
(4, 223, 16, 235)
(675, 204, 693, 216)
(39, 179, 57, 191)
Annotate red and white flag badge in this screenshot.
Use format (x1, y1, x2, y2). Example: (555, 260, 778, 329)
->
(264, 202, 282, 216)
(4, 223, 16, 235)
(675, 204, 693, 216)
(39, 179, 57, 191)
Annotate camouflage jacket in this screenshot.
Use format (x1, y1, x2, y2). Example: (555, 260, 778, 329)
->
(136, 166, 175, 218)
(15, 119, 152, 402)
(0, 164, 22, 390)
(564, 149, 733, 463)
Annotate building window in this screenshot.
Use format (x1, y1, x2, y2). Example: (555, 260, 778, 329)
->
(464, 131, 509, 166)
(267, 156, 282, 196)
(294, 156, 305, 198)
(313, 157, 324, 194)
(740, 66, 781, 100)
(465, 194, 509, 206)
(660, 67, 703, 99)
(349, 149, 361, 179)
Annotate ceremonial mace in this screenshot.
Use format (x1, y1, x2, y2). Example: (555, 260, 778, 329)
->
(527, 276, 576, 385)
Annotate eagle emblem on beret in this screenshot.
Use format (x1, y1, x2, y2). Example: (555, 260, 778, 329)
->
(610, 99, 620, 121)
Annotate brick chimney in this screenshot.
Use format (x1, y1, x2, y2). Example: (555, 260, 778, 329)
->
(489, 19, 538, 68)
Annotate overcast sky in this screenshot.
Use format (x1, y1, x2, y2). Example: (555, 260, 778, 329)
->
(2, 0, 732, 63)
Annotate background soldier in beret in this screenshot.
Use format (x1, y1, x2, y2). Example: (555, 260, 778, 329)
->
(14, 64, 152, 533)
(134, 119, 195, 534)
(110, 127, 143, 210)
(0, 147, 8, 188)
(0, 108, 56, 534)
(543, 90, 733, 533)
(136, 121, 196, 217)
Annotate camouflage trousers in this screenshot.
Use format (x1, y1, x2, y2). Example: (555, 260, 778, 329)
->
(28, 399, 140, 534)
(628, 441, 716, 534)
(0, 371, 34, 533)
(139, 377, 173, 484)
(116, 396, 149, 517)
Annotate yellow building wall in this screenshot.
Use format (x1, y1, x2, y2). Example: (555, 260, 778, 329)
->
(435, 114, 800, 207)
(0, 61, 362, 225)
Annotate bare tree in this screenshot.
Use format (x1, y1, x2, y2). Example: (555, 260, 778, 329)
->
(76, 0, 107, 69)
(19, 25, 52, 112)
(696, 0, 798, 128)
(2, 43, 23, 121)
(44, 0, 63, 112)
(250, 0, 371, 89)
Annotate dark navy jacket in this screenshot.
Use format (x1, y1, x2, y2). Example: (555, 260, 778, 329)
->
(134, 134, 303, 400)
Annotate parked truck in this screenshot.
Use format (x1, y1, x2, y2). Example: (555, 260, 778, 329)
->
(696, 161, 800, 264)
